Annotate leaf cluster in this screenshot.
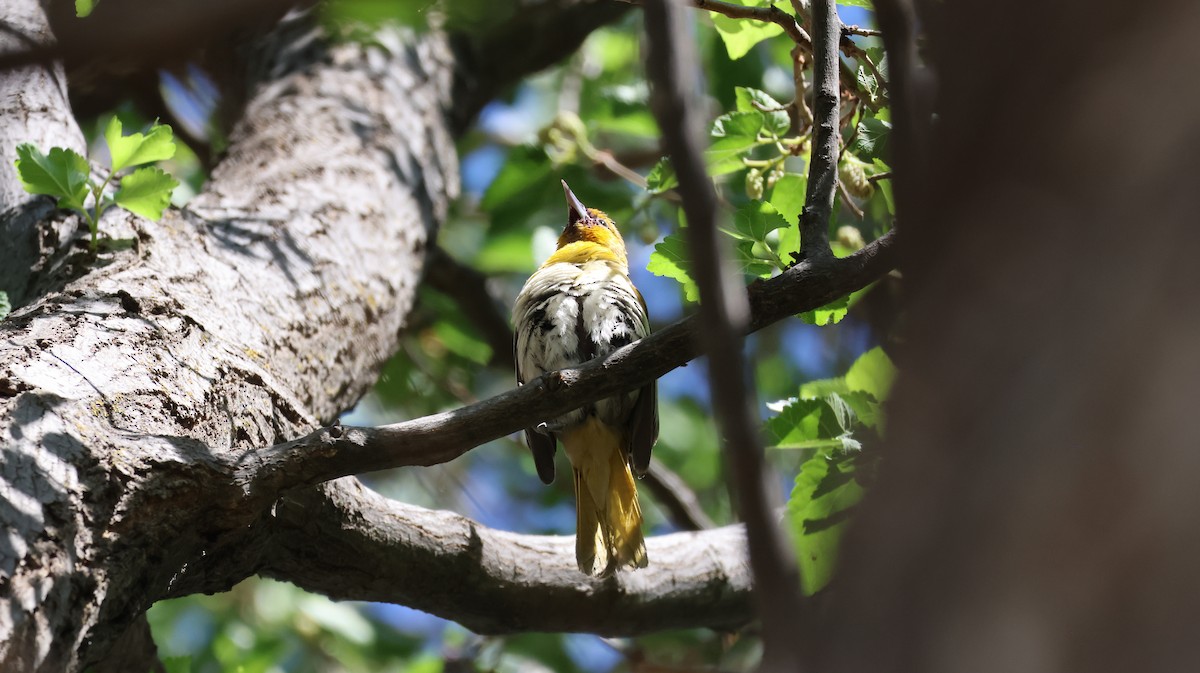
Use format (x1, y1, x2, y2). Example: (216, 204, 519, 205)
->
(14, 117, 179, 250)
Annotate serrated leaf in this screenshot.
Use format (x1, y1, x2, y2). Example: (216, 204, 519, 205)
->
(850, 116, 891, 161)
(787, 451, 864, 595)
(706, 111, 764, 177)
(733, 240, 776, 279)
(646, 234, 699, 302)
(735, 87, 790, 137)
(856, 65, 878, 101)
(768, 172, 806, 225)
(845, 346, 896, 401)
(733, 200, 787, 241)
(14, 144, 90, 211)
(645, 157, 678, 194)
(799, 294, 850, 326)
(766, 397, 847, 449)
(0, 291, 10, 320)
(710, 1, 785, 60)
(114, 167, 178, 220)
(104, 117, 176, 172)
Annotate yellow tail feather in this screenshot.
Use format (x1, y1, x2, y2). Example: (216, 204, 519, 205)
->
(562, 417, 648, 577)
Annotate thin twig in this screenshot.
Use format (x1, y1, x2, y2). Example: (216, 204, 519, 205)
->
(838, 177, 865, 220)
(844, 24, 883, 37)
(867, 170, 893, 183)
(642, 1, 805, 671)
(643, 458, 717, 531)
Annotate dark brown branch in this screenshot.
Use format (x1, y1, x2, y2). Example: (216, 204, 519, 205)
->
(424, 246, 516, 371)
(800, 0, 841, 259)
(643, 0, 805, 671)
(237, 231, 896, 495)
(260, 478, 752, 634)
(644, 458, 717, 531)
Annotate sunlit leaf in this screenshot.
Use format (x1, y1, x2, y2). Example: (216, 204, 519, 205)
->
(14, 144, 90, 211)
(799, 294, 850, 326)
(709, 0, 785, 60)
(646, 233, 699, 301)
(104, 117, 176, 172)
(114, 167, 179, 220)
(735, 86, 789, 136)
(787, 450, 864, 594)
(645, 157, 678, 194)
(706, 111, 764, 176)
(845, 346, 896, 401)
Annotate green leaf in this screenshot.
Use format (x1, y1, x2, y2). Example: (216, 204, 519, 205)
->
(0, 291, 10, 320)
(706, 111, 764, 177)
(766, 396, 856, 450)
(799, 294, 850, 326)
(768, 172, 806, 225)
(837, 0, 874, 7)
(845, 346, 896, 401)
(733, 200, 787, 241)
(104, 117, 177, 172)
(709, 1, 785, 60)
(475, 229, 536, 273)
(645, 157, 678, 194)
(733, 240, 776, 279)
(433, 319, 492, 365)
(873, 158, 894, 214)
(114, 167, 178, 220)
(787, 451, 864, 595)
(850, 116, 891, 161)
(735, 87, 790, 136)
(75, 0, 96, 17)
(14, 144, 90, 211)
(646, 233, 699, 301)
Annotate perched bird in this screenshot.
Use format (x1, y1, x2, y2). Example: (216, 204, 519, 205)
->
(513, 180, 658, 577)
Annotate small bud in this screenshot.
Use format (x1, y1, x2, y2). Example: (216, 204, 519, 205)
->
(745, 168, 765, 200)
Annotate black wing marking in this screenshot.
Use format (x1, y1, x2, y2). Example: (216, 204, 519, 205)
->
(516, 327, 557, 484)
(526, 428, 558, 484)
(628, 380, 658, 476)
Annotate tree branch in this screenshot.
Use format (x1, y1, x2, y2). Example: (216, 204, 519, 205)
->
(237, 231, 895, 496)
(619, 0, 812, 45)
(800, 0, 840, 259)
(644, 457, 717, 531)
(642, 1, 805, 671)
(259, 478, 753, 634)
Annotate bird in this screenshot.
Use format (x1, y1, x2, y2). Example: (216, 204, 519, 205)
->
(512, 180, 658, 578)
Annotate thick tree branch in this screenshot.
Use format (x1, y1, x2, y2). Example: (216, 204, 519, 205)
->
(800, 0, 840, 259)
(642, 1, 805, 671)
(259, 478, 752, 634)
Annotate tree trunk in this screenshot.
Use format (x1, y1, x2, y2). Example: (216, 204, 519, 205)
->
(820, 1, 1200, 672)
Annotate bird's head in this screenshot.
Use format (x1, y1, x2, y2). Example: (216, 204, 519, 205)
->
(556, 180, 627, 264)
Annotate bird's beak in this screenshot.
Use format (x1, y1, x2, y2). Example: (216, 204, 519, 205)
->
(562, 180, 588, 226)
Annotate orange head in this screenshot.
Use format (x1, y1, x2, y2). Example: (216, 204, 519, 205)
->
(557, 180, 627, 264)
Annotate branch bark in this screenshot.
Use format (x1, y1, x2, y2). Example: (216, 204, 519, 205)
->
(643, 1, 804, 671)
(259, 478, 752, 635)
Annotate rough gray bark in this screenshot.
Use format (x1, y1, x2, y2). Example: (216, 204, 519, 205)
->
(0, 4, 456, 669)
